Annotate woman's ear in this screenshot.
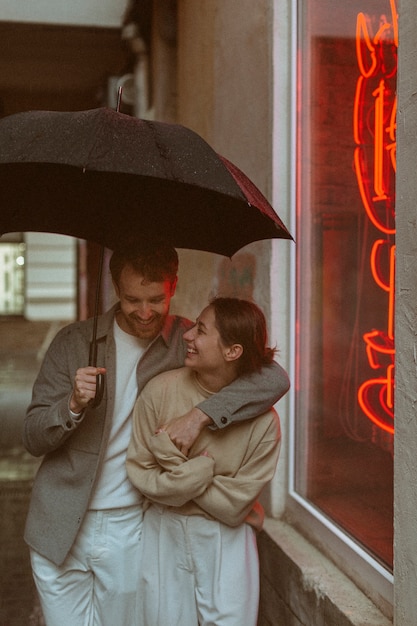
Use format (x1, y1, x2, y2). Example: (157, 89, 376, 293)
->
(224, 343, 243, 362)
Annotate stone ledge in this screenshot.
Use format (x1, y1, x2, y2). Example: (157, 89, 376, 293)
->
(257, 519, 392, 626)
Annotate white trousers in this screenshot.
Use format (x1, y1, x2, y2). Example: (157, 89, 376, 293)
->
(139, 505, 260, 626)
(30, 505, 143, 626)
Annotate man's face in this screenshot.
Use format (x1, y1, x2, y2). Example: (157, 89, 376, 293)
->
(113, 264, 177, 341)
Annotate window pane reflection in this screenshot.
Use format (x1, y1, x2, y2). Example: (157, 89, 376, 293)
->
(295, 0, 396, 570)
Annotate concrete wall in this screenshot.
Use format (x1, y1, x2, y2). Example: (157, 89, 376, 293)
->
(394, 0, 417, 623)
(177, 0, 273, 203)
(257, 523, 392, 626)
(169, 0, 275, 324)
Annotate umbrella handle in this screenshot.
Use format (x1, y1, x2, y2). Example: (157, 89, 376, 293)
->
(88, 372, 105, 408)
(88, 334, 105, 408)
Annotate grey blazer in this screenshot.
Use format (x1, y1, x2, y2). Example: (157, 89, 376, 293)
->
(23, 304, 290, 565)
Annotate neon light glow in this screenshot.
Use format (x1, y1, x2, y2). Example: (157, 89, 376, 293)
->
(354, 2, 397, 434)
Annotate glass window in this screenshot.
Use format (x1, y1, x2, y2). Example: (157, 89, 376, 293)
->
(294, 0, 396, 572)
(0, 242, 26, 315)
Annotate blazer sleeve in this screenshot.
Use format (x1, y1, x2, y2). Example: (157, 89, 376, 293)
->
(197, 360, 290, 429)
(23, 328, 91, 457)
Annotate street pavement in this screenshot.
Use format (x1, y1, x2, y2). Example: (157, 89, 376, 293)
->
(0, 317, 65, 626)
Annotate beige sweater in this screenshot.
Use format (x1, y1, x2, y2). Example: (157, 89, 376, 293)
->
(126, 367, 281, 531)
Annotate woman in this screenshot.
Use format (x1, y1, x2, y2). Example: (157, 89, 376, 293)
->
(126, 297, 282, 626)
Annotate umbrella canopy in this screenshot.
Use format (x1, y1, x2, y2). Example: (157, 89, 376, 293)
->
(0, 107, 292, 256)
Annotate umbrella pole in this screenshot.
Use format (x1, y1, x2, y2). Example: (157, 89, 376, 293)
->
(88, 244, 105, 407)
(88, 86, 123, 407)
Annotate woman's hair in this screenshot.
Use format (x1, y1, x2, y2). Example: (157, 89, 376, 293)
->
(210, 297, 276, 376)
(109, 238, 178, 286)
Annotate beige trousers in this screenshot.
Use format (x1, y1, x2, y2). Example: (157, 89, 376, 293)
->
(138, 505, 260, 626)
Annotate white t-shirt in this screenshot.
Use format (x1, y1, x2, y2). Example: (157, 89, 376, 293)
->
(88, 319, 149, 510)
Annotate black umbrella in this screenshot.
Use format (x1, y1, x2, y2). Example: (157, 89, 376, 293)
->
(0, 107, 293, 404)
(0, 107, 292, 256)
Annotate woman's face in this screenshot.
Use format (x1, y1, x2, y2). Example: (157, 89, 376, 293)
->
(183, 305, 226, 375)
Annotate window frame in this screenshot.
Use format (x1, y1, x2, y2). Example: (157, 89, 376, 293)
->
(284, 0, 394, 610)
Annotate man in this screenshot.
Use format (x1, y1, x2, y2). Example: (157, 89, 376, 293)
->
(23, 238, 290, 626)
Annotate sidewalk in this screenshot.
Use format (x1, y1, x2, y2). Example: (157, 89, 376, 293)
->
(0, 318, 65, 626)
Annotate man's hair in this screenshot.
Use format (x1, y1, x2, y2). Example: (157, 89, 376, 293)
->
(210, 297, 276, 376)
(109, 238, 179, 286)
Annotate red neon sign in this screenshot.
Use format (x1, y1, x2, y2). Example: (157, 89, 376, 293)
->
(354, 1, 397, 434)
